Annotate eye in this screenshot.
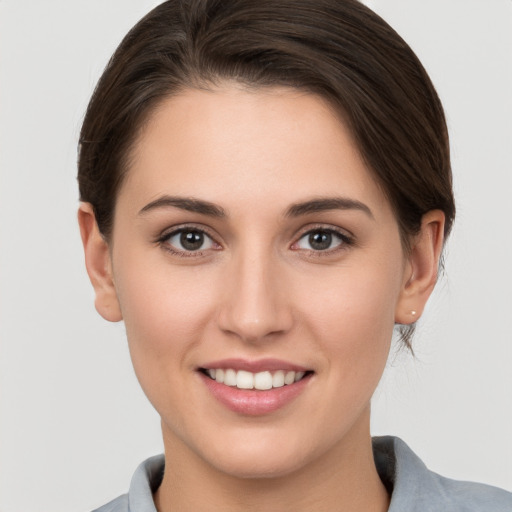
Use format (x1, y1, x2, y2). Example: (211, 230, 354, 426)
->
(293, 228, 351, 252)
(162, 228, 216, 253)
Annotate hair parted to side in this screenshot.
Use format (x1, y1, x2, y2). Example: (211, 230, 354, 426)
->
(78, 0, 455, 348)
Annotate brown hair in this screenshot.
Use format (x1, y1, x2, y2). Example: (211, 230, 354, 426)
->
(78, 0, 455, 347)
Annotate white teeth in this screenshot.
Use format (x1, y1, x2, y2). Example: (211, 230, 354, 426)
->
(284, 371, 295, 385)
(206, 368, 308, 389)
(224, 368, 237, 386)
(254, 371, 273, 390)
(236, 370, 254, 389)
(272, 370, 285, 388)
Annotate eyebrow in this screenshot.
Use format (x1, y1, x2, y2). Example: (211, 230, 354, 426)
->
(285, 197, 374, 219)
(138, 196, 226, 217)
(138, 195, 373, 220)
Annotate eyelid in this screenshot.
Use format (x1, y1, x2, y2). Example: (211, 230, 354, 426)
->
(293, 223, 354, 241)
(290, 224, 355, 252)
(154, 222, 354, 256)
(156, 223, 222, 255)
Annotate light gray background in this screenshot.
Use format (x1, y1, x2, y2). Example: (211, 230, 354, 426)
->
(1, 1, 511, 510)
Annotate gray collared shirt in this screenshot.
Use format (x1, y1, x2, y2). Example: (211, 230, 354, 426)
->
(92, 436, 512, 511)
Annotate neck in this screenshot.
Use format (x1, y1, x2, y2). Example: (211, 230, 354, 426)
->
(154, 410, 389, 512)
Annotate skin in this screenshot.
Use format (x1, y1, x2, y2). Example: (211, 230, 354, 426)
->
(79, 85, 445, 511)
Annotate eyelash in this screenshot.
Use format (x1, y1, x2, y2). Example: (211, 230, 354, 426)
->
(291, 225, 355, 255)
(156, 224, 355, 258)
(156, 225, 220, 257)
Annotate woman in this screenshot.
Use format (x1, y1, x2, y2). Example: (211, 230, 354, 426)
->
(77, 0, 512, 510)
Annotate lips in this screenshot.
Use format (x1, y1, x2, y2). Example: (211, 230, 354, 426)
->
(198, 358, 313, 415)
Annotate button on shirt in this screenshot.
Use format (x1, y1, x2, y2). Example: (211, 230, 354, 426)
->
(92, 436, 512, 512)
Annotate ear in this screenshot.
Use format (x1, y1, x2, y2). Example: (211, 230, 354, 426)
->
(395, 210, 445, 324)
(78, 203, 122, 322)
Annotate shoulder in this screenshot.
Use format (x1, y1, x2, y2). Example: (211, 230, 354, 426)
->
(91, 493, 129, 512)
(373, 436, 512, 512)
(91, 454, 165, 512)
(429, 474, 512, 512)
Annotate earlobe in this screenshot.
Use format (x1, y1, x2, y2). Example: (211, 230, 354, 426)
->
(395, 210, 445, 325)
(78, 203, 123, 322)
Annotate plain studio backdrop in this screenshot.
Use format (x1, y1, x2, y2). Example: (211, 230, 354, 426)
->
(0, 1, 511, 510)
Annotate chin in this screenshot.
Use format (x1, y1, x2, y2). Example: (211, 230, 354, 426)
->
(208, 448, 310, 480)
(186, 424, 328, 480)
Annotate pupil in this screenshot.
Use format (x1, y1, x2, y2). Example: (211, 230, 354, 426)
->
(180, 231, 204, 251)
(309, 231, 332, 250)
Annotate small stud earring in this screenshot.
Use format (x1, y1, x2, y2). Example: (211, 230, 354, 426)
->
(411, 310, 417, 316)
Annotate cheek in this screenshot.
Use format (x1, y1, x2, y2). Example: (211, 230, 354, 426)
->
(297, 257, 403, 387)
(112, 255, 218, 391)
(284, 278, 397, 457)
(302, 253, 401, 325)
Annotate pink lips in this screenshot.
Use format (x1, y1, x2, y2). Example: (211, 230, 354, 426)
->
(201, 358, 309, 373)
(199, 358, 312, 416)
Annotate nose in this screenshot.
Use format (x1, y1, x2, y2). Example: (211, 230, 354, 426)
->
(217, 247, 293, 343)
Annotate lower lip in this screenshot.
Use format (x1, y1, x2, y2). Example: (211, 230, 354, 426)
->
(200, 372, 312, 416)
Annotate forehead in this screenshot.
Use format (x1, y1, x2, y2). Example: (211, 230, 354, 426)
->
(120, 85, 391, 217)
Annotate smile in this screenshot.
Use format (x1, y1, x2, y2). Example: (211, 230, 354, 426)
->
(203, 368, 308, 390)
(198, 359, 314, 415)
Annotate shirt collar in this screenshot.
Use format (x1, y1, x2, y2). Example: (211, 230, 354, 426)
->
(126, 436, 462, 511)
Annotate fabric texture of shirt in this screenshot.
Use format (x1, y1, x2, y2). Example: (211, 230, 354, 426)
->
(92, 436, 512, 511)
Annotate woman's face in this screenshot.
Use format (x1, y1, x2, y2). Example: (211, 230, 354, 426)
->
(100, 86, 414, 477)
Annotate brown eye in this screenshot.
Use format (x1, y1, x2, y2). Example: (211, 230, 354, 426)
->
(294, 228, 351, 252)
(180, 231, 205, 251)
(165, 229, 215, 252)
(308, 231, 333, 250)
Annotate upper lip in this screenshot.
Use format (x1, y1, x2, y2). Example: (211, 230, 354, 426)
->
(199, 358, 311, 373)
